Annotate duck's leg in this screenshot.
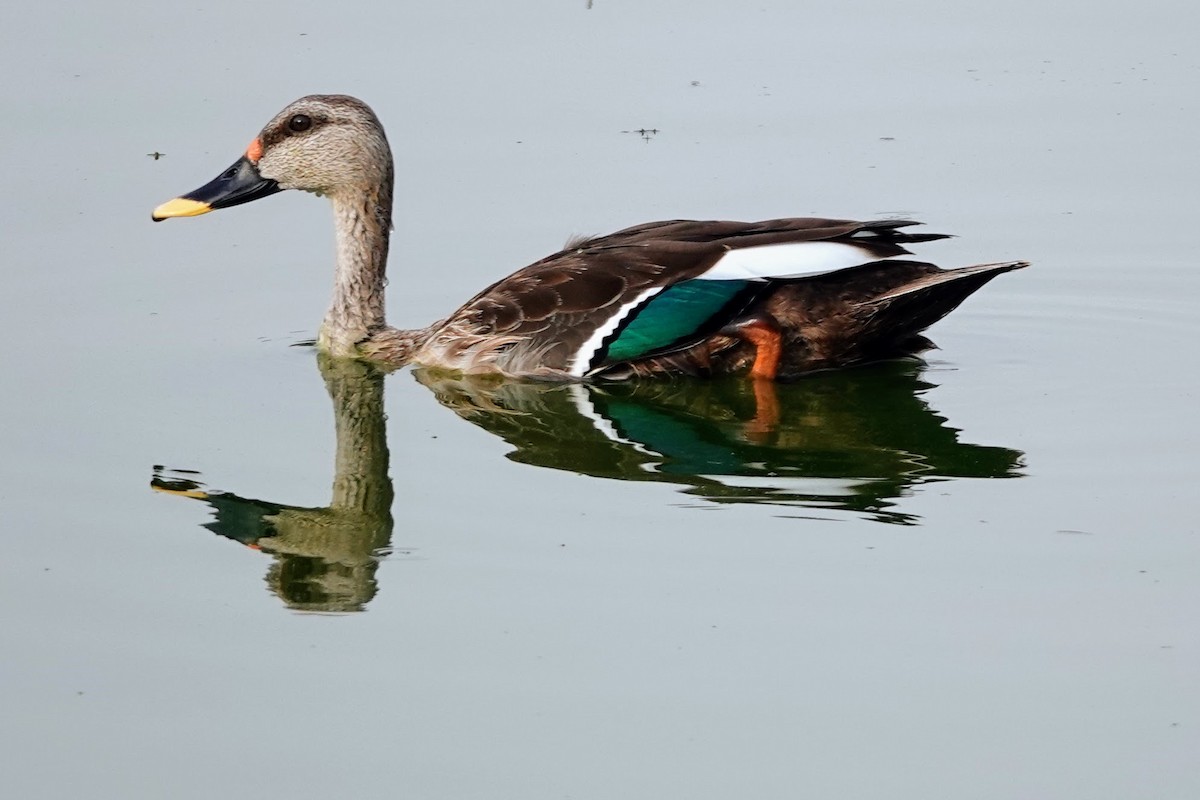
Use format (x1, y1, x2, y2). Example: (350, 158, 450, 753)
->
(724, 315, 783, 381)
(743, 379, 781, 441)
(720, 314, 784, 439)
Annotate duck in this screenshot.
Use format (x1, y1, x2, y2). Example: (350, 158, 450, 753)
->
(153, 94, 1027, 381)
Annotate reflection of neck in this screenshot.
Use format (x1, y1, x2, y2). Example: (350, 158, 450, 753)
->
(322, 355, 394, 517)
(322, 181, 393, 356)
(260, 355, 395, 612)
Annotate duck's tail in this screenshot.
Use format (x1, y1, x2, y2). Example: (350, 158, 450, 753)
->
(854, 260, 1029, 346)
(759, 259, 1028, 377)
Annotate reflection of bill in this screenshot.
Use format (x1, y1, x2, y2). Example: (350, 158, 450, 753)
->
(151, 356, 395, 613)
(417, 360, 1024, 525)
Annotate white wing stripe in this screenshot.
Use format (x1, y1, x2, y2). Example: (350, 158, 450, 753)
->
(568, 286, 663, 377)
(566, 384, 662, 461)
(701, 242, 905, 281)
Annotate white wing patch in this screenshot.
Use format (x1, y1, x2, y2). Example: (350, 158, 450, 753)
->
(701, 241, 903, 281)
(566, 384, 662, 464)
(568, 286, 663, 377)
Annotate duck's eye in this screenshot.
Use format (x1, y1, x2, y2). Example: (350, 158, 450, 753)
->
(288, 114, 312, 133)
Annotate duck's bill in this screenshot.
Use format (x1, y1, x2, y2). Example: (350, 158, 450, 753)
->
(152, 156, 281, 221)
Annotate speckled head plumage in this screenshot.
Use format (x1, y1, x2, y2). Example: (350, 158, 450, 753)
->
(253, 94, 394, 202)
(151, 94, 394, 221)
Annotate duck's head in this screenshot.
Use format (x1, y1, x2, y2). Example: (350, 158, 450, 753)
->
(152, 95, 392, 221)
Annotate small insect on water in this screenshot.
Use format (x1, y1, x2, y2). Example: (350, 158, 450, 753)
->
(621, 128, 660, 143)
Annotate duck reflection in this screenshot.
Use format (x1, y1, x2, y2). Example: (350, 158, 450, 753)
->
(153, 355, 1023, 610)
(415, 360, 1023, 525)
(152, 355, 394, 612)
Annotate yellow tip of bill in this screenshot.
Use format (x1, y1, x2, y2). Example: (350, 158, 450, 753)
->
(150, 484, 210, 500)
(152, 197, 212, 221)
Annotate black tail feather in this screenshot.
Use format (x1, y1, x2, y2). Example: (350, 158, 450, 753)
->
(854, 261, 1028, 353)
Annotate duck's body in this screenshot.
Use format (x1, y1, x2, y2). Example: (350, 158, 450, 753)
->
(153, 95, 1026, 381)
(364, 218, 1020, 381)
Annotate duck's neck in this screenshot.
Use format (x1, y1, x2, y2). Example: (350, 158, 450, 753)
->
(320, 178, 394, 356)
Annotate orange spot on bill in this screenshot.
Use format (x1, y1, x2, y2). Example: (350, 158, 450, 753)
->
(245, 137, 263, 163)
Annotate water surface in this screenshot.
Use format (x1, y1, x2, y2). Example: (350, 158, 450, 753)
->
(1, 1, 1197, 798)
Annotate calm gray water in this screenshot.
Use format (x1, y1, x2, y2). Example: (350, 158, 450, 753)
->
(2, 1, 1197, 797)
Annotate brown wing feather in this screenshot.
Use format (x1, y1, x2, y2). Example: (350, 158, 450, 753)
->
(426, 218, 949, 376)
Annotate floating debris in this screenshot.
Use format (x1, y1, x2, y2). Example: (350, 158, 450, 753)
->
(621, 127, 660, 143)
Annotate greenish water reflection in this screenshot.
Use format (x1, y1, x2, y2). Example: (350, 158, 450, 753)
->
(418, 360, 1023, 526)
(153, 357, 1022, 611)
